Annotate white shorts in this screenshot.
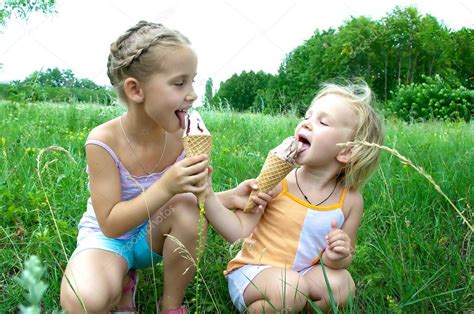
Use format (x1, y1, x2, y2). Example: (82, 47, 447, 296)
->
(225, 264, 318, 313)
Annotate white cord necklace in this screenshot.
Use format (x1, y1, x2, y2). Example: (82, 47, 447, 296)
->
(119, 114, 167, 175)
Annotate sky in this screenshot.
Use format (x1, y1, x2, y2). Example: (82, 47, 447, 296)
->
(0, 0, 472, 105)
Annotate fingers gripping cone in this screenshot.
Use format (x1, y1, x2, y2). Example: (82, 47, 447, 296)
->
(243, 153, 294, 212)
(183, 134, 212, 207)
(181, 110, 212, 208)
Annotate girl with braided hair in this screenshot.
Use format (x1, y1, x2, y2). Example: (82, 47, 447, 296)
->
(60, 21, 271, 313)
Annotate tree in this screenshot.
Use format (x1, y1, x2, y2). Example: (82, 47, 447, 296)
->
(204, 78, 213, 107)
(213, 71, 272, 111)
(266, 29, 338, 114)
(0, 0, 56, 26)
(212, 6, 472, 115)
(23, 68, 78, 87)
(451, 28, 474, 89)
(0, 67, 113, 104)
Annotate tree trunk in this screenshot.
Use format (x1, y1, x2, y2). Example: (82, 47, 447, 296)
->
(367, 53, 371, 79)
(397, 50, 401, 87)
(429, 56, 435, 76)
(384, 54, 388, 102)
(406, 50, 412, 84)
(411, 52, 418, 83)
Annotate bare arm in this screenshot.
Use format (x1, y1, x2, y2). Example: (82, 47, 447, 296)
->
(322, 190, 363, 269)
(217, 179, 273, 213)
(88, 143, 209, 238)
(205, 191, 263, 243)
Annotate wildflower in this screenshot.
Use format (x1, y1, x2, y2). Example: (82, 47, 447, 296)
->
(25, 147, 37, 155)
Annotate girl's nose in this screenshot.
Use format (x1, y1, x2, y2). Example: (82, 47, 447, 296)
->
(301, 120, 313, 131)
(186, 89, 197, 102)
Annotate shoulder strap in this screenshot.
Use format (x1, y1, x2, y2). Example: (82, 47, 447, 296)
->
(85, 140, 120, 166)
(337, 188, 349, 208)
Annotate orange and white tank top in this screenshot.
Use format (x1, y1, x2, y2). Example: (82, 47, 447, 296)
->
(225, 178, 346, 274)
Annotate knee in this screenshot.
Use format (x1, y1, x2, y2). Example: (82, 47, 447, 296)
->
(171, 194, 205, 230)
(60, 275, 121, 313)
(328, 269, 355, 305)
(270, 273, 310, 311)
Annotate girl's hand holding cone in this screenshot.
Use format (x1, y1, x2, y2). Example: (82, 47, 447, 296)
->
(232, 179, 273, 214)
(160, 154, 209, 196)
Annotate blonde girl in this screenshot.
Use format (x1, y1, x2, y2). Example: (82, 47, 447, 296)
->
(203, 82, 384, 313)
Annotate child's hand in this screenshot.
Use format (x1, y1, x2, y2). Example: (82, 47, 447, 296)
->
(324, 220, 352, 262)
(203, 165, 214, 198)
(161, 154, 209, 196)
(233, 179, 273, 214)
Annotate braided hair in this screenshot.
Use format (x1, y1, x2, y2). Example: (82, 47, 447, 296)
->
(107, 21, 191, 100)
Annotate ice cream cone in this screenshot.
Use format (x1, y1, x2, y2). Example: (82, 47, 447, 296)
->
(183, 134, 212, 206)
(243, 153, 294, 212)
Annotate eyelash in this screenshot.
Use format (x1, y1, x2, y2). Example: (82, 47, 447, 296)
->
(302, 117, 328, 127)
(175, 79, 196, 86)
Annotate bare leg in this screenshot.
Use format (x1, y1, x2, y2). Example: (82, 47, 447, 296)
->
(303, 265, 355, 313)
(243, 267, 310, 313)
(60, 249, 128, 313)
(147, 193, 206, 312)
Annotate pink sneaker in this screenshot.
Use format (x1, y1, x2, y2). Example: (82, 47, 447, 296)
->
(110, 269, 138, 313)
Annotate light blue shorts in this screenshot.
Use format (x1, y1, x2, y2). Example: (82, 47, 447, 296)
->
(72, 222, 162, 270)
(226, 264, 317, 313)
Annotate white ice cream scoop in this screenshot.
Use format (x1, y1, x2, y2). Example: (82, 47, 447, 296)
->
(182, 110, 211, 138)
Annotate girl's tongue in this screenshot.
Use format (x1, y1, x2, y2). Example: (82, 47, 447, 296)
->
(175, 110, 185, 129)
(298, 135, 311, 153)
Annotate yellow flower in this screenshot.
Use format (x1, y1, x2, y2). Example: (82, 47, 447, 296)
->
(24, 147, 37, 155)
(0, 137, 5, 145)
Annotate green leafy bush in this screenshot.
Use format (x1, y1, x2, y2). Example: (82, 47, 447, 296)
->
(0, 68, 115, 105)
(389, 75, 473, 122)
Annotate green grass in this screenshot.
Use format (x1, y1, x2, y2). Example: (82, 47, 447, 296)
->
(0, 101, 472, 312)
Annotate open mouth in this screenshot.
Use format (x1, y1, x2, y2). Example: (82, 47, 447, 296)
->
(175, 109, 188, 129)
(297, 134, 311, 153)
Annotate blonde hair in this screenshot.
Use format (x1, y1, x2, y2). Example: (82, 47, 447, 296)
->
(312, 81, 384, 190)
(107, 21, 191, 101)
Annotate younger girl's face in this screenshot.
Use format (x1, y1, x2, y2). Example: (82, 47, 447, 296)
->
(294, 94, 357, 166)
(141, 45, 198, 132)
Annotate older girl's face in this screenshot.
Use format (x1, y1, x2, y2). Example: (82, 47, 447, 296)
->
(294, 94, 357, 166)
(141, 45, 198, 132)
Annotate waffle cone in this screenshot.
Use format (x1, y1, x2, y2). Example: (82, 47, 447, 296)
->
(182, 135, 212, 206)
(243, 153, 294, 212)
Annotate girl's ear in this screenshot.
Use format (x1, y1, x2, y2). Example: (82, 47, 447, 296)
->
(336, 145, 352, 164)
(123, 78, 144, 103)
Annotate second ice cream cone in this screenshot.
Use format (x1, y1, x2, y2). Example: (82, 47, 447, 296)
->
(244, 153, 294, 212)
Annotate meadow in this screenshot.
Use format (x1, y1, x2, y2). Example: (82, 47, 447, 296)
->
(0, 101, 472, 313)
